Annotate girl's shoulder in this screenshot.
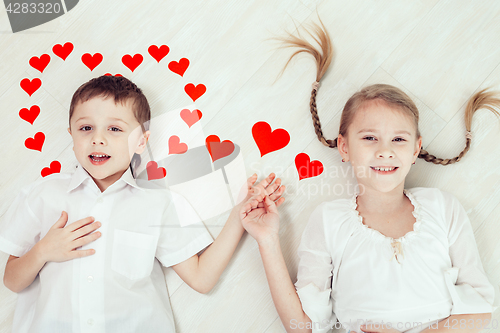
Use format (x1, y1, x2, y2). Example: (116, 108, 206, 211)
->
(405, 186, 459, 212)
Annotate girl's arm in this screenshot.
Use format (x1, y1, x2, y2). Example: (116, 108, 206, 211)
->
(172, 173, 285, 294)
(240, 191, 312, 333)
(258, 231, 312, 333)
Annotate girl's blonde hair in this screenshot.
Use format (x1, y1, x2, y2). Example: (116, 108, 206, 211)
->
(277, 19, 500, 165)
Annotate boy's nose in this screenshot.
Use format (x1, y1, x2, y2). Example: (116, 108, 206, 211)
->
(91, 132, 107, 145)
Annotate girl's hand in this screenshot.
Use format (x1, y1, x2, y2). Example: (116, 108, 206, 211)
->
(239, 176, 283, 246)
(36, 211, 102, 263)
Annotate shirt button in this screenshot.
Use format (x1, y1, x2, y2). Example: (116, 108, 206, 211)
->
(87, 318, 94, 325)
(96, 197, 103, 203)
(87, 275, 93, 283)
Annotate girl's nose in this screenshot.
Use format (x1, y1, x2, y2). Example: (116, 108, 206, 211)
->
(377, 143, 395, 158)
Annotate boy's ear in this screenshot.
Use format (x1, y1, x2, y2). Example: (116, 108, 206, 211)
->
(135, 130, 150, 154)
(67, 127, 71, 135)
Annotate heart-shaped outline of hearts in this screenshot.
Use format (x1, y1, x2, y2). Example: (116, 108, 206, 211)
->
(19, 105, 40, 125)
(180, 108, 202, 128)
(122, 53, 143, 72)
(184, 83, 206, 102)
(52, 42, 74, 60)
(205, 135, 235, 162)
(25, 132, 45, 152)
(146, 161, 167, 180)
(168, 135, 188, 155)
(169, 58, 189, 77)
(252, 121, 290, 157)
(148, 45, 170, 63)
(81, 53, 103, 71)
(41, 160, 61, 177)
(20, 78, 42, 96)
(295, 153, 323, 180)
(29, 54, 51, 73)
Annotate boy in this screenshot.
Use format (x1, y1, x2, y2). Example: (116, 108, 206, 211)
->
(0, 75, 284, 332)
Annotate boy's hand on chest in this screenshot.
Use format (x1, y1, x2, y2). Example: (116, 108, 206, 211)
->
(36, 211, 102, 264)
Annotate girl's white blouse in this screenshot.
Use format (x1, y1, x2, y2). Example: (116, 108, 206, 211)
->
(294, 187, 497, 333)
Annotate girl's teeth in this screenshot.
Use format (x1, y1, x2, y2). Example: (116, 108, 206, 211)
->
(373, 167, 395, 171)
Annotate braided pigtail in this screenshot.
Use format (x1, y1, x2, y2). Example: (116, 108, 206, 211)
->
(418, 89, 500, 165)
(276, 17, 336, 148)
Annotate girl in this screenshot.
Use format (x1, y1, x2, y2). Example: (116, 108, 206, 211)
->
(239, 20, 499, 333)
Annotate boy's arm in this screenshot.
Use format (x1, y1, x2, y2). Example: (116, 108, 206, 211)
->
(172, 206, 245, 294)
(172, 173, 285, 294)
(3, 247, 45, 293)
(3, 212, 101, 293)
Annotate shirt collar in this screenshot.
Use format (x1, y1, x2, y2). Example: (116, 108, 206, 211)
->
(67, 162, 145, 193)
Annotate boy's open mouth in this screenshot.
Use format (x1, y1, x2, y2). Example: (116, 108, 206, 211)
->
(89, 154, 111, 163)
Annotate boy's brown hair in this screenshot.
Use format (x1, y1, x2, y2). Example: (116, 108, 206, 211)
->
(69, 75, 151, 177)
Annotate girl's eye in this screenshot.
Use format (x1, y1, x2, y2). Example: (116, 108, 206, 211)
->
(80, 126, 92, 131)
(363, 136, 406, 142)
(110, 127, 122, 132)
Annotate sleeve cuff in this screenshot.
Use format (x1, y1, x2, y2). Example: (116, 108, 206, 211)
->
(296, 282, 336, 333)
(0, 235, 30, 257)
(444, 267, 494, 314)
(156, 232, 214, 268)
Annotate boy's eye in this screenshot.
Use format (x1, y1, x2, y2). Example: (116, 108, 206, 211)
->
(80, 126, 92, 131)
(110, 127, 122, 132)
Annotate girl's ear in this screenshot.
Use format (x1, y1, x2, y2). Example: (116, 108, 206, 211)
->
(414, 136, 422, 160)
(338, 134, 349, 162)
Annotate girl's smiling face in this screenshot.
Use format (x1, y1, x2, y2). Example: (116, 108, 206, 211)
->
(68, 96, 150, 192)
(338, 99, 422, 194)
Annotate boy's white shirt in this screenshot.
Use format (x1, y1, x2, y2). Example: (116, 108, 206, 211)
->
(0, 162, 214, 333)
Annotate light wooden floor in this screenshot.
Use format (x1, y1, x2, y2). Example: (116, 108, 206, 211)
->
(1, 1, 500, 332)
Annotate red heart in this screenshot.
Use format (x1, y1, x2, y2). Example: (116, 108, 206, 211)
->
(20, 78, 41, 96)
(180, 108, 202, 128)
(148, 45, 169, 63)
(168, 58, 189, 77)
(184, 83, 206, 102)
(146, 161, 166, 180)
(52, 42, 73, 60)
(81, 53, 103, 71)
(41, 160, 61, 177)
(25, 132, 45, 152)
(295, 153, 323, 180)
(168, 135, 188, 155)
(19, 105, 40, 125)
(205, 135, 234, 162)
(252, 121, 290, 157)
(29, 54, 50, 73)
(122, 54, 143, 72)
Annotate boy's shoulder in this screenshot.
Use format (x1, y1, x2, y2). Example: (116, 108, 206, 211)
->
(17, 169, 73, 198)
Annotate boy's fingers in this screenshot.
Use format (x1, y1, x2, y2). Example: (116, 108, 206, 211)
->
(256, 172, 275, 190)
(246, 173, 258, 189)
(68, 216, 95, 232)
